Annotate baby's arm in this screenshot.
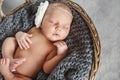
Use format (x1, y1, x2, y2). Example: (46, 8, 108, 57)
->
(0, 58, 31, 80)
(43, 41, 68, 74)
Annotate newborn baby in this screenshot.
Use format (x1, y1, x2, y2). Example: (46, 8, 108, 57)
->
(0, 1, 73, 80)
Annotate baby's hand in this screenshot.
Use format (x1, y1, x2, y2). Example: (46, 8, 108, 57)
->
(15, 31, 32, 49)
(53, 41, 68, 56)
(9, 58, 26, 72)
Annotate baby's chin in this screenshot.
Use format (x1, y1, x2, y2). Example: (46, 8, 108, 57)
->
(49, 38, 64, 42)
(49, 39, 60, 42)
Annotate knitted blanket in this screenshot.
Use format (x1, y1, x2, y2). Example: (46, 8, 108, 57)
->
(0, 0, 94, 80)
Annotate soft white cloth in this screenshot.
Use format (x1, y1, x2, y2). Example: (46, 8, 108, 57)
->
(35, 1, 49, 28)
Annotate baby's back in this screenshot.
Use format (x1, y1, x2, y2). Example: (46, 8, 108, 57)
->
(14, 27, 54, 78)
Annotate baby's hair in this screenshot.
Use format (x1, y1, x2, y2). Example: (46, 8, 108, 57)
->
(46, 2, 73, 17)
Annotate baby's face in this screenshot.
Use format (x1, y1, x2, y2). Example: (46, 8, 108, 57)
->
(41, 8, 72, 42)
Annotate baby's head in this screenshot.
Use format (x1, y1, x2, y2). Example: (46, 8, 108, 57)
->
(41, 2, 73, 42)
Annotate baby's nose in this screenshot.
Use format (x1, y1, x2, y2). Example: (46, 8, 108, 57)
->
(54, 22, 63, 31)
(56, 26, 62, 31)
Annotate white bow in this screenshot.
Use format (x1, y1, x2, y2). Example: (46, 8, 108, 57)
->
(35, 1, 49, 28)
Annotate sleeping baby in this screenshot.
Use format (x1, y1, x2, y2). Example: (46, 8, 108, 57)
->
(0, 1, 73, 80)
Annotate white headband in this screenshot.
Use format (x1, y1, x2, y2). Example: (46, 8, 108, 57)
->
(35, 1, 49, 28)
(52, 6, 73, 17)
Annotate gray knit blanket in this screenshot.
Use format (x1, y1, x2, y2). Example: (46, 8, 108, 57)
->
(0, 0, 94, 80)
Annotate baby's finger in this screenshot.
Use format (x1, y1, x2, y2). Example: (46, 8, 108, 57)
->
(57, 41, 64, 46)
(0, 59, 4, 64)
(22, 39, 30, 48)
(17, 41, 23, 49)
(53, 42, 61, 46)
(61, 41, 66, 45)
(26, 37, 32, 44)
(20, 40, 28, 49)
(2, 58, 5, 64)
(11, 58, 26, 63)
(53, 42, 61, 48)
(27, 34, 32, 38)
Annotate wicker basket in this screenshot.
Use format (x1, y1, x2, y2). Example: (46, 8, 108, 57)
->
(0, 0, 101, 80)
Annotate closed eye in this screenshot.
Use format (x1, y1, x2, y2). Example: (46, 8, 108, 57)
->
(63, 26, 69, 30)
(49, 20, 53, 23)
(49, 20, 58, 26)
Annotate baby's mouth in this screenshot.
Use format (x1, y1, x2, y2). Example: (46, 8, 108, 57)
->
(53, 33, 60, 37)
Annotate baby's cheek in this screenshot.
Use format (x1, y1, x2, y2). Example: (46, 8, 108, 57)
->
(64, 31, 69, 36)
(61, 34, 67, 40)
